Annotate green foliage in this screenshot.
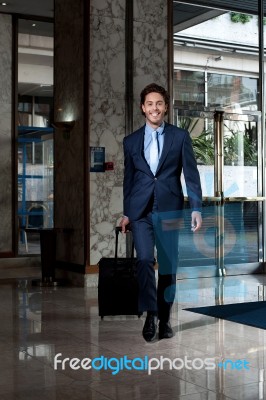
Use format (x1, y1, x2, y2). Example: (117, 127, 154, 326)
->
(230, 13, 253, 24)
(178, 117, 214, 165)
(177, 116, 199, 133)
(192, 131, 214, 165)
(179, 117, 257, 166)
(223, 128, 257, 166)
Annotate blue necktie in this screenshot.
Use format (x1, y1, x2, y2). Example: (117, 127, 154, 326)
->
(150, 131, 159, 175)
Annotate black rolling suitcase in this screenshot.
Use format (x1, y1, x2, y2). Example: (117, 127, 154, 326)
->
(98, 226, 141, 319)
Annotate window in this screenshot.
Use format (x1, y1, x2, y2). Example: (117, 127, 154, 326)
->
(17, 19, 54, 255)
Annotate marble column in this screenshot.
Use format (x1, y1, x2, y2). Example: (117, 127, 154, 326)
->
(89, 0, 169, 265)
(0, 14, 12, 255)
(132, 0, 168, 130)
(89, 0, 126, 264)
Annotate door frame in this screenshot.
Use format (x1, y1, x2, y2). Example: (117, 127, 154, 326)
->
(175, 107, 265, 278)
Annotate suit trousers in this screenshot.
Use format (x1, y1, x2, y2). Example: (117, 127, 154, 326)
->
(131, 210, 180, 322)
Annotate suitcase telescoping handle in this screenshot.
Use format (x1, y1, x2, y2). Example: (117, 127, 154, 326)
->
(115, 226, 134, 259)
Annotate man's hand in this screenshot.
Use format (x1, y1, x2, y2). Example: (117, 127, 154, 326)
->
(191, 211, 202, 232)
(119, 216, 130, 233)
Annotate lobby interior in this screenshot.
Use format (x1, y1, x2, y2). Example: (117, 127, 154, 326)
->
(1, 264, 266, 399)
(1, 0, 266, 399)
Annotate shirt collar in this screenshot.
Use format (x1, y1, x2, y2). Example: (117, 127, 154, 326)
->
(145, 121, 165, 136)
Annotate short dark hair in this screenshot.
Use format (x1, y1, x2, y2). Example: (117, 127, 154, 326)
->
(140, 83, 170, 115)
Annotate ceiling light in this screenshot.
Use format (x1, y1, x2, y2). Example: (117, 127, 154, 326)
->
(32, 23, 36, 27)
(1, 2, 7, 6)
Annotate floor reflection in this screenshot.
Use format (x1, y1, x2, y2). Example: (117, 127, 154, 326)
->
(1, 266, 266, 399)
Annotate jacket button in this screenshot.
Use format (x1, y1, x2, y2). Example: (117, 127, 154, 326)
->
(154, 178, 157, 181)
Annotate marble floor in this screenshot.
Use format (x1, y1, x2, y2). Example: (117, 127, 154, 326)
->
(1, 264, 266, 400)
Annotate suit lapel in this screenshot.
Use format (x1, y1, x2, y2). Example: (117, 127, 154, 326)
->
(156, 123, 174, 173)
(137, 126, 145, 157)
(137, 125, 154, 176)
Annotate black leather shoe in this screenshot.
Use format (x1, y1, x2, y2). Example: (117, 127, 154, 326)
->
(142, 315, 157, 342)
(158, 321, 174, 340)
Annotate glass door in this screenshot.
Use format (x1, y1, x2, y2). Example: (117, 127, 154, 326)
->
(17, 19, 54, 255)
(171, 1, 264, 278)
(18, 128, 54, 255)
(175, 108, 264, 278)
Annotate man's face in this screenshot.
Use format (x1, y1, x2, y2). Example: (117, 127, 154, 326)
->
(141, 92, 168, 129)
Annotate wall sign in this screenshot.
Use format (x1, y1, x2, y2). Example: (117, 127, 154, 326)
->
(90, 147, 105, 172)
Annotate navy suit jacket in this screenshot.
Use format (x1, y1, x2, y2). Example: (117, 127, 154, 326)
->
(123, 122, 202, 221)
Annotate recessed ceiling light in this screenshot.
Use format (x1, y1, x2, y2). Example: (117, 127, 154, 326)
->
(1, 2, 7, 6)
(32, 23, 36, 27)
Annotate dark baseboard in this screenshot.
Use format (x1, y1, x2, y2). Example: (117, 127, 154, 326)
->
(55, 260, 86, 274)
(0, 251, 14, 258)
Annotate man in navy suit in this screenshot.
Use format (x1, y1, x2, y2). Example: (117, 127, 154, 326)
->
(120, 83, 202, 341)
